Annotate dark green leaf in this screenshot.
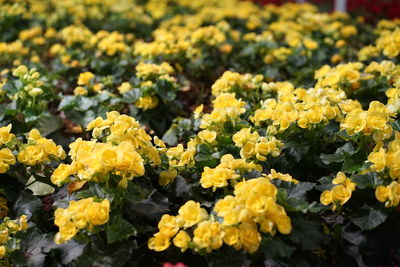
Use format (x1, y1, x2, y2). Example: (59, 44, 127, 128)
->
(289, 215, 328, 250)
(120, 89, 140, 104)
(350, 205, 390, 230)
(262, 237, 295, 259)
(35, 114, 63, 137)
(287, 182, 315, 199)
(320, 153, 343, 165)
(13, 191, 42, 219)
(162, 126, 179, 146)
(350, 173, 382, 189)
(106, 214, 137, 244)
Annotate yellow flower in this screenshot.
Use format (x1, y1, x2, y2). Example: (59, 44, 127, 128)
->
(51, 164, 71, 186)
(77, 72, 94, 86)
(173, 230, 191, 252)
(0, 124, 15, 145)
(331, 185, 352, 205)
(276, 215, 291, 234)
(118, 82, 132, 94)
(198, 130, 217, 144)
(158, 215, 180, 238)
(19, 215, 29, 231)
(368, 148, 386, 172)
(340, 25, 357, 38)
(86, 199, 110, 226)
(0, 148, 16, 173)
(73, 86, 88, 96)
(223, 226, 241, 248)
(303, 38, 318, 50)
(245, 192, 270, 217)
(192, 221, 223, 252)
(177, 200, 208, 228)
(159, 169, 178, 186)
(375, 185, 390, 203)
(240, 142, 256, 159)
(239, 222, 261, 253)
(0, 246, 6, 259)
(215, 195, 236, 216)
(148, 232, 170, 251)
(320, 190, 332, 205)
(59, 221, 77, 241)
(135, 96, 159, 110)
(28, 129, 41, 141)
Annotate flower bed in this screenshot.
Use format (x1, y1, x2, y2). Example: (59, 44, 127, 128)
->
(0, 0, 400, 266)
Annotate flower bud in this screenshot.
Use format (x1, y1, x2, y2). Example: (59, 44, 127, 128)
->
(28, 88, 43, 97)
(12, 65, 28, 77)
(31, 72, 40, 79)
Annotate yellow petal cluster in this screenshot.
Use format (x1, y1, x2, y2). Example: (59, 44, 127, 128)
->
(200, 154, 261, 190)
(54, 198, 110, 244)
(200, 93, 246, 128)
(52, 112, 161, 187)
(375, 181, 400, 207)
(232, 128, 283, 160)
(320, 172, 356, 209)
(17, 129, 65, 166)
(340, 101, 393, 140)
(368, 132, 400, 179)
(150, 173, 293, 254)
(0, 215, 29, 259)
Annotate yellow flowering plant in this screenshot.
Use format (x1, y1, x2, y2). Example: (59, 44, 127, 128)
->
(1, 0, 400, 266)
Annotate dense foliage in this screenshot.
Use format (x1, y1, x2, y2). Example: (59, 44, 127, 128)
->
(1, 0, 400, 266)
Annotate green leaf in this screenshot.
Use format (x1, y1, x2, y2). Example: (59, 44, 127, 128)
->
(76, 96, 99, 112)
(120, 89, 140, 104)
(284, 198, 310, 213)
(390, 120, 400, 132)
(13, 191, 42, 219)
(195, 144, 212, 161)
(72, 237, 133, 267)
(25, 176, 55, 196)
(10, 228, 52, 267)
(58, 95, 76, 110)
(155, 79, 176, 101)
(262, 237, 295, 259)
(289, 215, 328, 250)
(320, 153, 343, 165)
(76, 183, 114, 202)
(106, 214, 137, 244)
(35, 114, 63, 137)
(350, 173, 382, 189)
(55, 240, 86, 265)
(126, 190, 169, 220)
(287, 182, 315, 199)
(162, 126, 179, 146)
(350, 205, 390, 230)
(342, 148, 367, 173)
(321, 142, 358, 166)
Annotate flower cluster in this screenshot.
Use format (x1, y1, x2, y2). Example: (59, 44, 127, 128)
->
(340, 101, 393, 140)
(251, 82, 342, 132)
(320, 172, 356, 210)
(18, 129, 65, 166)
(54, 198, 110, 244)
(200, 93, 246, 128)
(232, 128, 283, 160)
(149, 174, 292, 254)
(51, 112, 160, 187)
(0, 125, 16, 173)
(368, 132, 400, 188)
(200, 154, 261, 190)
(0, 215, 29, 259)
(375, 181, 400, 207)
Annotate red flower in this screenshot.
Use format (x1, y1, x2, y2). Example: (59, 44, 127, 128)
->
(163, 263, 188, 267)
